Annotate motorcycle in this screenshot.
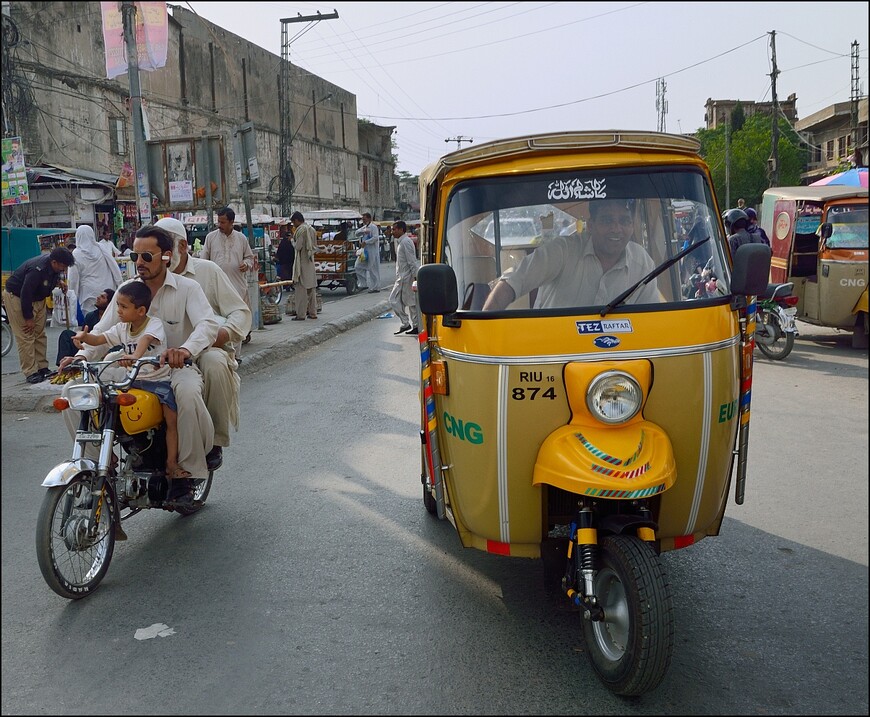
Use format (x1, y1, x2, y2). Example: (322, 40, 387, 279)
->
(1, 303, 13, 357)
(36, 356, 214, 600)
(755, 282, 799, 360)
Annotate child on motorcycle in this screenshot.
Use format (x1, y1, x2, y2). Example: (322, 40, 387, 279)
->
(72, 281, 186, 479)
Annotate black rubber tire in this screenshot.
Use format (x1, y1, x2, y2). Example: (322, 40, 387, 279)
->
(852, 311, 869, 349)
(581, 535, 674, 696)
(36, 478, 116, 600)
(755, 310, 794, 360)
(423, 482, 437, 515)
(174, 472, 213, 516)
(346, 274, 359, 296)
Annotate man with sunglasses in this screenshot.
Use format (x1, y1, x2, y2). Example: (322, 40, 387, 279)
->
(482, 198, 660, 311)
(60, 225, 219, 504)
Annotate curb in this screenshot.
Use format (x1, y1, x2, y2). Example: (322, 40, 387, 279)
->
(1, 300, 391, 414)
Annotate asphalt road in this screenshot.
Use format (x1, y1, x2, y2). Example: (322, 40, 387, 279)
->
(1, 317, 867, 715)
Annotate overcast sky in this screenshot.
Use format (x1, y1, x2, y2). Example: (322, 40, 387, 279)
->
(182, 1, 869, 176)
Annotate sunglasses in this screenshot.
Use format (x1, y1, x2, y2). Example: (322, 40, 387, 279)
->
(129, 251, 160, 262)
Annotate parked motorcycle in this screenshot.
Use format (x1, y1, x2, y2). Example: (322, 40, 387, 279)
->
(36, 356, 214, 599)
(755, 282, 799, 360)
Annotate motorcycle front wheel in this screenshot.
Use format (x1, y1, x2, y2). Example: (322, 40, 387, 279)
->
(581, 535, 674, 696)
(1, 320, 13, 357)
(755, 310, 794, 360)
(36, 477, 116, 599)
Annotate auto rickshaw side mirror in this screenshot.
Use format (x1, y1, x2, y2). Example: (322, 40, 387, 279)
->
(820, 222, 833, 239)
(730, 243, 772, 303)
(417, 264, 460, 321)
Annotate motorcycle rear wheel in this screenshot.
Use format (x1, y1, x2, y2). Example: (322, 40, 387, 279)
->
(36, 477, 116, 600)
(756, 310, 794, 360)
(581, 535, 674, 696)
(173, 471, 213, 516)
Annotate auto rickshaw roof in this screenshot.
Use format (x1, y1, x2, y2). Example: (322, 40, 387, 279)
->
(762, 186, 868, 202)
(419, 130, 701, 186)
(418, 131, 704, 224)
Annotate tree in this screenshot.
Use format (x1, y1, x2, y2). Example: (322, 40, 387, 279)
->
(697, 113, 804, 208)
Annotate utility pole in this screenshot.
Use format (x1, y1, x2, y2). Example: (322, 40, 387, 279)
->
(769, 30, 780, 187)
(725, 115, 731, 209)
(445, 136, 473, 150)
(121, 1, 151, 224)
(850, 41, 860, 165)
(279, 11, 338, 217)
(655, 78, 667, 133)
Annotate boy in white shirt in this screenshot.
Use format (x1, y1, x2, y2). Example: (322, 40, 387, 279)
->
(73, 281, 184, 479)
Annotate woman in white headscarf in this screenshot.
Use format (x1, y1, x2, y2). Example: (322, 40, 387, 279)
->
(67, 225, 124, 315)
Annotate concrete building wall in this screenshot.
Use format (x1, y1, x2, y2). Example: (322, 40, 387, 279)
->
(5, 2, 398, 220)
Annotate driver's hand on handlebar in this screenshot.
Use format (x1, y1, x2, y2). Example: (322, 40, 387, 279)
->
(161, 347, 192, 369)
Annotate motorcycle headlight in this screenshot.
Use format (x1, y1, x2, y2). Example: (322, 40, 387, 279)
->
(65, 384, 101, 411)
(586, 371, 643, 425)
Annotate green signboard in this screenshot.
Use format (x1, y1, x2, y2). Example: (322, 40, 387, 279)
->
(2, 136, 30, 206)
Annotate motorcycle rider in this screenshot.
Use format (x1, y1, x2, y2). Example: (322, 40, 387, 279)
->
(59, 225, 219, 503)
(155, 217, 251, 471)
(724, 208, 764, 256)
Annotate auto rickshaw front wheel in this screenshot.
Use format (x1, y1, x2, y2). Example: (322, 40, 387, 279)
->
(582, 535, 674, 696)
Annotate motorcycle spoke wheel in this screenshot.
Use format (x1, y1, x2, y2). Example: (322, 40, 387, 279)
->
(174, 471, 213, 516)
(36, 478, 116, 600)
(756, 311, 794, 360)
(581, 535, 674, 696)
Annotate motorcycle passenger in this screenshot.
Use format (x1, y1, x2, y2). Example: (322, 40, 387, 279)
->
(482, 198, 660, 311)
(744, 208, 771, 246)
(155, 217, 251, 471)
(71, 281, 185, 481)
(60, 225, 219, 503)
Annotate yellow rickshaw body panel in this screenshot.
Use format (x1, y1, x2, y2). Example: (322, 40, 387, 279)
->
(430, 304, 741, 555)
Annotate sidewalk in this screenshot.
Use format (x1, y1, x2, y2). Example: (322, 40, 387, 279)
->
(1, 286, 392, 414)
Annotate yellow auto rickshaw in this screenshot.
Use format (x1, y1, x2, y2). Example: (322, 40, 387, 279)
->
(759, 186, 868, 348)
(414, 131, 771, 696)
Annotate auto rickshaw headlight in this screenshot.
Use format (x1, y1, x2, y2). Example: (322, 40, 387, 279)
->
(586, 371, 643, 424)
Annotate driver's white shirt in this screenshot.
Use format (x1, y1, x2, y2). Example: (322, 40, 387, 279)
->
(502, 232, 660, 308)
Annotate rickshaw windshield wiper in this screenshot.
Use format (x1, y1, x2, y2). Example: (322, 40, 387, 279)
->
(599, 236, 711, 317)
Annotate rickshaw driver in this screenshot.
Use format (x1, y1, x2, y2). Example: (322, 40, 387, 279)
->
(482, 198, 661, 311)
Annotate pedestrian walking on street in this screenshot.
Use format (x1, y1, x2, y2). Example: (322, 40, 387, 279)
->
(275, 224, 295, 282)
(200, 206, 256, 343)
(2, 247, 75, 383)
(355, 212, 382, 292)
(388, 221, 421, 335)
(290, 211, 318, 321)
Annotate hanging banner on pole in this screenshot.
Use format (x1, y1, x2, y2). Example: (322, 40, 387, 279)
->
(101, 1, 169, 80)
(2, 136, 30, 206)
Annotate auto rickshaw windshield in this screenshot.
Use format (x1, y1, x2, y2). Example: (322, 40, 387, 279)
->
(442, 167, 730, 313)
(826, 204, 868, 249)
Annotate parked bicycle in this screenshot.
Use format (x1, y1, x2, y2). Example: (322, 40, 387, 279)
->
(1, 303, 13, 357)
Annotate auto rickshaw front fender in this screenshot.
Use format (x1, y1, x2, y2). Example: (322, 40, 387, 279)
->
(533, 420, 676, 499)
